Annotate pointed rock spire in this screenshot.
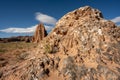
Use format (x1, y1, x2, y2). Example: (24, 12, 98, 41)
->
(32, 23, 47, 43)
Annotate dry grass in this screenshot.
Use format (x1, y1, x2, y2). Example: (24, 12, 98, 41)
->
(0, 42, 37, 54)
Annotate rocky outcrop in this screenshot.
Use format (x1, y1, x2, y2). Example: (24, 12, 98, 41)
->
(32, 23, 47, 43)
(42, 6, 120, 80)
(0, 6, 120, 80)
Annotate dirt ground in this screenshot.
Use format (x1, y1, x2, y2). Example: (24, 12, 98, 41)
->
(0, 42, 37, 68)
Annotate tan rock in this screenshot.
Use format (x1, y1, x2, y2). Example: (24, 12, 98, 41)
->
(32, 23, 47, 43)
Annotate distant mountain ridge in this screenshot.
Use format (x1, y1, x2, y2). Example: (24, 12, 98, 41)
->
(0, 36, 32, 43)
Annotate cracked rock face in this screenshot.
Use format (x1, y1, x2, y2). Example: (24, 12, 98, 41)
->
(1, 6, 120, 80)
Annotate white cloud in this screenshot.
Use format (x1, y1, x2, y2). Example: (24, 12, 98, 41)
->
(111, 16, 120, 23)
(35, 12, 57, 25)
(0, 25, 37, 33)
(0, 25, 53, 33)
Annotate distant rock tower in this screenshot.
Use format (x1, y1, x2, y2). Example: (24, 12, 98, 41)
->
(32, 23, 47, 43)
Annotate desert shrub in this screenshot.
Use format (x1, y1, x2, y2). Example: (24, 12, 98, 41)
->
(17, 52, 29, 60)
(76, 65, 88, 79)
(44, 44, 53, 53)
(62, 56, 92, 80)
(97, 64, 118, 80)
(0, 49, 6, 53)
(62, 56, 77, 80)
(44, 43, 58, 54)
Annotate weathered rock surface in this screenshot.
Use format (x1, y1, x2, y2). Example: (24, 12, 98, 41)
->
(32, 23, 47, 43)
(0, 6, 120, 80)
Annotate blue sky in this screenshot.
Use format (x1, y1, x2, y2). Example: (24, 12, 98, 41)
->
(0, 0, 120, 38)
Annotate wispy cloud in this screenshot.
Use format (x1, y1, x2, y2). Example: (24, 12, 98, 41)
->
(0, 25, 53, 33)
(0, 13, 57, 34)
(0, 25, 37, 33)
(111, 16, 120, 23)
(35, 12, 57, 25)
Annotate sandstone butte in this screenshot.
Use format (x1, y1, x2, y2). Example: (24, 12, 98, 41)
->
(0, 6, 120, 80)
(32, 23, 47, 43)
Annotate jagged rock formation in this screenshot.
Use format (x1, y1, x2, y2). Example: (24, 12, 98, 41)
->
(32, 23, 47, 43)
(0, 6, 120, 80)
